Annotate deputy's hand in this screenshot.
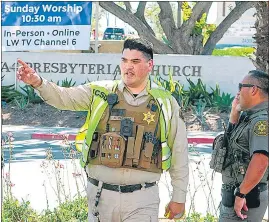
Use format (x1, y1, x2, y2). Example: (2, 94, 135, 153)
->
(234, 196, 248, 220)
(165, 201, 185, 220)
(17, 59, 42, 88)
(231, 94, 241, 112)
(229, 94, 241, 124)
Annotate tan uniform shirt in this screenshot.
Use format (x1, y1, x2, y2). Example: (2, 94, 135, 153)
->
(35, 78, 189, 203)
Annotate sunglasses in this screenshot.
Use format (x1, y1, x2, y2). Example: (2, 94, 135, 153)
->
(238, 83, 266, 91)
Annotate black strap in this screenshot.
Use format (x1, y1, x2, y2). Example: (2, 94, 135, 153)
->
(88, 177, 156, 193)
(222, 183, 268, 192)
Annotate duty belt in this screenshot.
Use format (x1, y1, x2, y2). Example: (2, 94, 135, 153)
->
(88, 177, 156, 193)
(222, 183, 268, 192)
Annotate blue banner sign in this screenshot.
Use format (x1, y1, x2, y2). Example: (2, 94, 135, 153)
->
(2, 1, 92, 51)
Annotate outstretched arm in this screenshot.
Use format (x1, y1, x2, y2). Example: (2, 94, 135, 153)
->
(17, 59, 92, 111)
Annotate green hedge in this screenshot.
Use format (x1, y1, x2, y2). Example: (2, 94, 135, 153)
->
(212, 47, 255, 57)
(2, 196, 88, 222)
(2, 196, 218, 222)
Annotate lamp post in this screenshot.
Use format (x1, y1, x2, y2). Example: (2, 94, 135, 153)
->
(95, 2, 99, 53)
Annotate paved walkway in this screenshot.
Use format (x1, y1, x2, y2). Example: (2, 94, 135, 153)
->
(3, 125, 221, 143)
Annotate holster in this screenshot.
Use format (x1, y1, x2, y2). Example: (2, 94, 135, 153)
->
(246, 185, 261, 208)
(221, 185, 261, 208)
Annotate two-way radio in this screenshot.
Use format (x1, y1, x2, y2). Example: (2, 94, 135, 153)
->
(106, 93, 118, 132)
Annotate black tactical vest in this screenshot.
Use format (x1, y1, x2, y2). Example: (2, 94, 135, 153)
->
(222, 108, 268, 185)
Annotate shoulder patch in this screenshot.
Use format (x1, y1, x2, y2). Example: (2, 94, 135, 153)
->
(253, 120, 268, 136)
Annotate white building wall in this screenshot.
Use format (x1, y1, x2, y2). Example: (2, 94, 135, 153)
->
(2, 52, 256, 96)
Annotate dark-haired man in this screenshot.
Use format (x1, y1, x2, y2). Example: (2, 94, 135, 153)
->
(17, 38, 189, 221)
(216, 70, 268, 221)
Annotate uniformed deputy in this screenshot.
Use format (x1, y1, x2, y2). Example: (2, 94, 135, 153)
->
(210, 70, 268, 221)
(17, 38, 189, 222)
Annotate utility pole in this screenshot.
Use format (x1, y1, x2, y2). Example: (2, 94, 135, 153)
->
(106, 11, 109, 27)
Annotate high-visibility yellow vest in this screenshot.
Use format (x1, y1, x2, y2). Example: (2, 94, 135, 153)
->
(75, 80, 173, 171)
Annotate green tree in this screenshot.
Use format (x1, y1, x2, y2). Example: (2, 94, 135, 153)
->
(144, 3, 162, 39)
(143, 2, 178, 40)
(99, 1, 254, 55)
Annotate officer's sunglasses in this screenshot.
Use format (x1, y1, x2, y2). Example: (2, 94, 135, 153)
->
(238, 83, 265, 91)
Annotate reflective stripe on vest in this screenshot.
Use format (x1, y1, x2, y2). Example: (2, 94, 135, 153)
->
(148, 88, 172, 170)
(76, 81, 173, 170)
(76, 85, 112, 167)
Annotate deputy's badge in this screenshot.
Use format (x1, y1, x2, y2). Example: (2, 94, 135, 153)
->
(143, 111, 155, 125)
(253, 120, 268, 136)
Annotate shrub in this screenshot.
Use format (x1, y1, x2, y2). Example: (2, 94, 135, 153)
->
(210, 84, 234, 112)
(14, 95, 29, 110)
(212, 47, 255, 57)
(39, 197, 88, 222)
(1, 84, 24, 103)
(20, 85, 43, 104)
(154, 73, 183, 105)
(56, 78, 76, 87)
(154, 74, 234, 113)
(191, 99, 208, 130)
(2, 196, 88, 222)
(185, 78, 212, 106)
(2, 197, 39, 222)
(213, 92, 235, 113)
(185, 212, 218, 222)
(1, 75, 24, 103)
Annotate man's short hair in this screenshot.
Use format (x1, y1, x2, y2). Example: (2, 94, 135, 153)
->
(123, 38, 153, 60)
(248, 70, 269, 95)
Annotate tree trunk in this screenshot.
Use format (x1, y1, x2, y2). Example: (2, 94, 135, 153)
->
(252, 2, 269, 73)
(202, 2, 254, 55)
(99, 2, 254, 55)
(99, 2, 174, 54)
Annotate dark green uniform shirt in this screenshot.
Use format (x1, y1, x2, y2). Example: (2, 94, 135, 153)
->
(222, 101, 268, 185)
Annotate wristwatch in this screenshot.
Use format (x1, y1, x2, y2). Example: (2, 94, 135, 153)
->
(234, 187, 246, 198)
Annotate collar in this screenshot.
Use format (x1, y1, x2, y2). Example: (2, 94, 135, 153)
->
(245, 101, 268, 115)
(117, 79, 152, 96)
